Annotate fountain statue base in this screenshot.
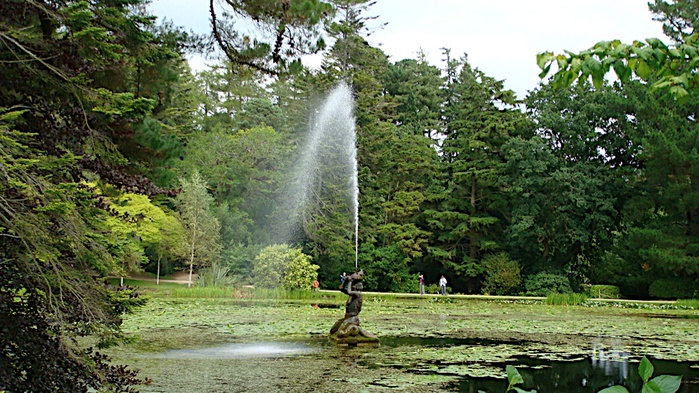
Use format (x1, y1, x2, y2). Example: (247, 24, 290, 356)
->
(329, 315, 379, 347)
(329, 270, 379, 347)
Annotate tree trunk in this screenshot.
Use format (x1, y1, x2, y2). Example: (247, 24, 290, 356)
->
(188, 246, 195, 288)
(188, 222, 198, 287)
(156, 254, 162, 285)
(469, 174, 478, 260)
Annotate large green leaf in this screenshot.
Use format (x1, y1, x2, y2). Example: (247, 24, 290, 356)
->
(506, 365, 524, 385)
(639, 357, 654, 383)
(636, 60, 652, 81)
(513, 388, 537, 393)
(537, 52, 554, 71)
(645, 375, 683, 393)
(598, 387, 630, 393)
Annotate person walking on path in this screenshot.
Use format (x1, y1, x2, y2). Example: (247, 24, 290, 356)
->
(340, 272, 347, 286)
(418, 273, 424, 295)
(438, 275, 447, 296)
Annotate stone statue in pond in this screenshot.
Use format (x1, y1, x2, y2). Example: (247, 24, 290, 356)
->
(329, 269, 379, 345)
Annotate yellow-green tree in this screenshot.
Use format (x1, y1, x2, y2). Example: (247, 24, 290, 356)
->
(104, 192, 186, 283)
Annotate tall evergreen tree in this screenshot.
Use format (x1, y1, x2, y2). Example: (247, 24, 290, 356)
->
(426, 55, 526, 292)
(609, 83, 699, 297)
(383, 53, 444, 139)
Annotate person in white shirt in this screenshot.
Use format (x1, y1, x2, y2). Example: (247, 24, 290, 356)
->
(438, 275, 447, 296)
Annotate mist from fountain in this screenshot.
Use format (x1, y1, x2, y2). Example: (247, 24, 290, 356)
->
(276, 82, 359, 268)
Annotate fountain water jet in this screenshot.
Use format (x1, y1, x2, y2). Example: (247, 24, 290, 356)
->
(277, 82, 359, 269)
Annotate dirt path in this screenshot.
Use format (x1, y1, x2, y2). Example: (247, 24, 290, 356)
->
(128, 272, 193, 284)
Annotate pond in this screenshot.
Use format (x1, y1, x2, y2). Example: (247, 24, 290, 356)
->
(108, 297, 699, 392)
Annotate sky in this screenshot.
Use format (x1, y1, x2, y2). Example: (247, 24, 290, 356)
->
(148, 0, 666, 99)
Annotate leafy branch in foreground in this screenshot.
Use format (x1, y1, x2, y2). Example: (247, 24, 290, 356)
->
(537, 34, 699, 99)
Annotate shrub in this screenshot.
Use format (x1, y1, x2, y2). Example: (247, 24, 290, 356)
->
(481, 252, 521, 295)
(282, 250, 319, 291)
(588, 284, 621, 299)
(524, 272, 572, 296)
(424, 283, 442, 295)
(252, 244, 319, 290)
(648, 279, 698, 299)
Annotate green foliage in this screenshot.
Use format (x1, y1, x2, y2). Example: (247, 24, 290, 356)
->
(505, 83, 626, 279)
(128, 118, 184, 188)
(179, 126, 287, 246)
(524, 272, 573, 296)
(222, 243, 265, 279)
(537, 0, 699, 101)
(544, 292, 588, 306)
(481, 253, 522, 296)
(648, 0, 699, 44)
(0, 258, 145, 393)
(649, 279, 698, 299)
(252, 244, 290, 289)
(252, 244, 319, 290)
(383, 56, 443, 137)
(358, 244, 413, 292)
(588, 285, 622, 299)
(235, 97, 287, 131)
(103, 191, 185, 272)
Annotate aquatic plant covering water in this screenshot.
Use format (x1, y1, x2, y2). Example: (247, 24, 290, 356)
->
(106, 295, 699, 392)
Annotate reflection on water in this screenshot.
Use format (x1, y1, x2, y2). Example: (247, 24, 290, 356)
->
(591, 343, 630, 382)
(373, 337, 699, 393)
(460, 356, 699, 393)
(459, 348, 699, 393)
(151, 342, 319, 359)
